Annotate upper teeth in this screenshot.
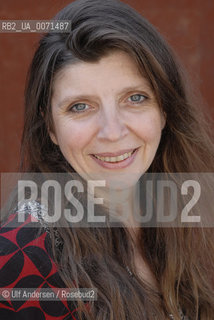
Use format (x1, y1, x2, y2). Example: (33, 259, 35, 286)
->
(94, 151, 133, 162)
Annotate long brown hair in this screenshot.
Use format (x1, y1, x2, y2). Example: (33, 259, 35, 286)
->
(20, 0, 214, 319)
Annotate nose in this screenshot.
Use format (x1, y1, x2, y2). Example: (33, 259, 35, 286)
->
(97, 107, 129, 142)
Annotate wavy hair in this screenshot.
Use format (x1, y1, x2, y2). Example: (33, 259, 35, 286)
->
(20, 0, 214, 319)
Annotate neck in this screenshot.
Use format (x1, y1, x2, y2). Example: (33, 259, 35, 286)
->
(91, 183, 141, 229)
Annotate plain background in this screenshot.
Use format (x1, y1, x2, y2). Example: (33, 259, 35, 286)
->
(0, 0, 213, 172)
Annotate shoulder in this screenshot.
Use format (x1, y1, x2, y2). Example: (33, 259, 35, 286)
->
(0, 202, 79, 319)
(0, 202, 54, 275)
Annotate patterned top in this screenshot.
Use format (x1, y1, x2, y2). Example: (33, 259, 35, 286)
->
(0, 201, 189, 319)
(0, 209, 79, 319)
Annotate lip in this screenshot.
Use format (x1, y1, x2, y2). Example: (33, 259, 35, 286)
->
(90, 148, 139, 169)
(92, 148, 136, 157)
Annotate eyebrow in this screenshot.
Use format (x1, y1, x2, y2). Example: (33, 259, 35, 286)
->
(55, 94, 97, 109)
(55, 84, 153, 109)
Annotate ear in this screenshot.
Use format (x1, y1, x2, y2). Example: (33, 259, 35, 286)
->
(40, 107, 58, 145)
(161, 111, 166, 130)
(49, 131, 58, 145)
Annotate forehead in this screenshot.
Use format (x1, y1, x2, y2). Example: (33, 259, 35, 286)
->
(51, 50, 153, 102)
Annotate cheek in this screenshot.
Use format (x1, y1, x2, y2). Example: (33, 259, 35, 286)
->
(132, 112, 162, 143)
(54, 119, 96, 154)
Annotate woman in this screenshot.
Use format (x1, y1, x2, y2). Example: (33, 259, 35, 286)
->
(0, 0, 214, 319)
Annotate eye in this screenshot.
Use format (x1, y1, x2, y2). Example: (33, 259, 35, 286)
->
(69, 103, 89, 113)
(128, 94, 147, 103)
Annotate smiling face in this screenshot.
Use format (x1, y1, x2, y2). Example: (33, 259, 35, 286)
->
(50, 50, 165, 188)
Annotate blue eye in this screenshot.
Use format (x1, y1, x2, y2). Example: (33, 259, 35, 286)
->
(70, 103, 89, 112)
(128, 94, 146, 103)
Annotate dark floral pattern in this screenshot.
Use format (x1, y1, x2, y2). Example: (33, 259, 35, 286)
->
(0, 213, 80, 319)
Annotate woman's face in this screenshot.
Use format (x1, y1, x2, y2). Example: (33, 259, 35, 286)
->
(50, 51, 165, 188)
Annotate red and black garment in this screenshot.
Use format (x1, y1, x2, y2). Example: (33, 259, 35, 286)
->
(0, 212, 80, 320)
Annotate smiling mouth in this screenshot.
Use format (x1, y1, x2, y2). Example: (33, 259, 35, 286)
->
(93, 149, 136, 163)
